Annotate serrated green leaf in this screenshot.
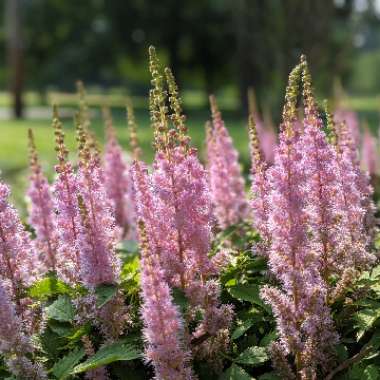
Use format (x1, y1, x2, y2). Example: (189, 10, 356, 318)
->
(235, 346, 268, 366)
(219, 364, 254, 380)
(28, 276, 72, 300)
(228, 284, 268, 311)
(259, 330, 277, 347)
(48, 320, 76, 337)
(71, 340, 141, 374)
(232, 319, 255, 340)
(363, 365, 380, 380)
(46, 295, 75, 322)
(52, 347, 85, 380)
(258, 373, 280, 380)
(95, 284, 118, 308)
(355, 308, 380, 340)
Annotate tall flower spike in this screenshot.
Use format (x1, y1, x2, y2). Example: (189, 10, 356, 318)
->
(261, 60, 338, 377)
(361, 127, 378, 177)
(138, 221, 194, 380)
(206, 95, 249, 228)
(249, 114, 270, 244)
(52, 106, 81, 283)
(76, 118, 120, 288)
(103, 106, 131, 237)
(27, 129, 58, 272)
(0, 181, 40, 302)
(0, 281, 47, 380)
(299, 55, 347, 280)
(127, 98, 142, 160)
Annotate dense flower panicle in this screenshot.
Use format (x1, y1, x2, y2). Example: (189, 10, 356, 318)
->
(138, 222, 194, 380)
(0, 182, 40, 295)
(334, 108, 360, 146)
(300, 60, 346, 278)
(52, 111, 81, 283)
(103, 108, 132, 237)
(27, 129, 58, 272)
(249, 115, 270, 244)
(207, 96, 249, 228)
(0, 281, 47, 379)
(76, 122, 120, 288)
(152, 148, 215, 288)
(261, 60, 338, 376)
(361, 128, 378, 176)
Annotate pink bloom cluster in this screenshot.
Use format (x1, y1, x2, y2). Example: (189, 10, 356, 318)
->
(206, 96, 249, 228)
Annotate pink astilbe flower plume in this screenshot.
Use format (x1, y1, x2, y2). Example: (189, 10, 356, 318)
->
(76, 119, 120, 288)
(206, 95, 249, 228)
(248, 114, 270, 245)
(0, 281, 47, 379)
(27, 129, 58, 272)
(299, 56, 346, 280)
(261, 60, 338, 379)
(52, 106, 81, 284)
(103, 107, 131, 237)
(138, 221, 194, 380)
(0, 181, 40, 302)
(361, 127, 378, 177)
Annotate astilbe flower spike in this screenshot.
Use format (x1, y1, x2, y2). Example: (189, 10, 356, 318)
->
(299, 56, 346, 280)
(249, 114, 270, 245)
(76, 119, 120, 288)
(0, 281, 47, 379)
(260, 61, 338, 379)
(361, 127, 378, 177)
(52, 106, 81, 284)
(206, 95, 249, 228)
(0, 181, 40, 302)
(27, 129, 58, 272)
(138, 221, 194, 380)
(103, 106, 131, 237)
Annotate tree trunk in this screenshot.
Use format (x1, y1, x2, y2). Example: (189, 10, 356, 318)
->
(5, 0, 24, 119)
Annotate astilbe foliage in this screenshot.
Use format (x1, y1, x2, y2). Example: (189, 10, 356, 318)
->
(27, 129, 58, 272)
(138, 221, 194, 380)
(206, 95, 249, 228)
(52, 107, 81, 284)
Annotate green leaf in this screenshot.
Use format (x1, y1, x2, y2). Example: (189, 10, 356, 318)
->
(220, 364, 254, 380)
(235, 346, 269, 366)
(228, 284, 268, 310)
(258, 373, 280, 380)
(172, 287, 189, 314)
(52, 347, 85, 380)
(259, 330, 277, 347)
(355, 307, 380, 340)
(28, 276, 72, 300)
(335, 344, 349, 362)
(95, 284, 118, 308)
(363, 365, 380, 380)
(46, 295, 75, 322)
(48, 320, 76, 337)
(232, 319, 255, 340)
(71, 340, 141, 374)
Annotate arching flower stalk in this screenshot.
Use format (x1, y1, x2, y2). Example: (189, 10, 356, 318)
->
(52, 106, 81, 284)
(103, 106, 131, 237)
(27, 129, 58, 272)
(139, 221, 194, 380)
(361, 127, 378, 177)
(206, 95, 249, 228)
